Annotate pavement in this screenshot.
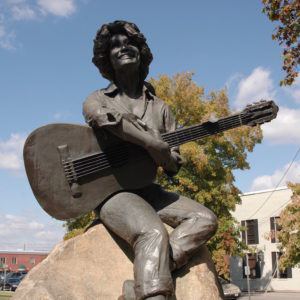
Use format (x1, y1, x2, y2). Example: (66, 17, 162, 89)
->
(239, 292, 300, 300)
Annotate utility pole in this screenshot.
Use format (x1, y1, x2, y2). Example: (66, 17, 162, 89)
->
(274, 218, 279, 278)
(245, 224, 251, 300)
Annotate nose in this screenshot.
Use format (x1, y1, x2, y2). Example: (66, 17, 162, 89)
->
(120, 44, 130, 52)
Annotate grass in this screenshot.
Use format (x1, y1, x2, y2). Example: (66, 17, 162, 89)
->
(0, 291, 13, 299)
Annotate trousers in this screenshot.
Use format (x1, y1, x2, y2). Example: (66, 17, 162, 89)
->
(99, 184, 218, 299)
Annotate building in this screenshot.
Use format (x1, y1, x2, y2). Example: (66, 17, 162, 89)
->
(0, 250, 48, 272)
(230, 186, 300, 292)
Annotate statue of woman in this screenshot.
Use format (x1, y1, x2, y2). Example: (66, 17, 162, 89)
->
(83, 20, 218, 300)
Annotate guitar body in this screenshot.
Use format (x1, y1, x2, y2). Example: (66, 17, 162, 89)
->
(24, 124, 157, 220)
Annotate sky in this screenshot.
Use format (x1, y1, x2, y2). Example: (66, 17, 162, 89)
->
(0, 0, 299, 251)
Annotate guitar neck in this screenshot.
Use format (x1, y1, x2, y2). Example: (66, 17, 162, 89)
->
(161, 113, 245, 147)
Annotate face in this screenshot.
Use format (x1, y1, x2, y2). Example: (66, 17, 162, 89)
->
(109, 34, 140, 71)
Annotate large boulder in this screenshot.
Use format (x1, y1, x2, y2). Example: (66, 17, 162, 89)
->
(13, 224, 223, 300)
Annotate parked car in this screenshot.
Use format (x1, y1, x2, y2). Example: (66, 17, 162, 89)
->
(0, 271, 11, 281)
(219, 277, 241, 299)
(0, 271, 27, 291)
(9, 271, 27, 278)
(0, 271, 12, 289)
(1, 276, 24, 291)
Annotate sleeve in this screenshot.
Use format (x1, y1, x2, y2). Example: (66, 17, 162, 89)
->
(82, 91, 123, 128)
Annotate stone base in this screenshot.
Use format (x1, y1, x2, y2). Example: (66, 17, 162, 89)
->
(13, 224, 223, 300)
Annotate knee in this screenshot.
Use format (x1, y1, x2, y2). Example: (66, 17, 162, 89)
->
(192, 210, 218, 237)
(208, 212, 218, 236)
(134, 226, 169, 249)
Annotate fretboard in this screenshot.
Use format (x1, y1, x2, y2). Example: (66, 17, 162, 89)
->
(161, 113, 245, 147)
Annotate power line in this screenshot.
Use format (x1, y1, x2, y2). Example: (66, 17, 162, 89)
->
(246, 146, 300, 220)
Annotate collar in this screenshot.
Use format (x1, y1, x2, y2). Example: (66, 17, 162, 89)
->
(103, 82, 154, 100)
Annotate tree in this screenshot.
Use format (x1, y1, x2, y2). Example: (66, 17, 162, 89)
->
(65, 72, 263, 278)
(262, 0, 300, 86)
(277, 182, 300, 269)
(151, 72, 262, 278)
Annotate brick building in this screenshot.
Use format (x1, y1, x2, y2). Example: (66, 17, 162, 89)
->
(0, 250, 48, 272)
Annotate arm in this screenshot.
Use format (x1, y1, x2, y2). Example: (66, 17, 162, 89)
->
(83, 93, 172, 167)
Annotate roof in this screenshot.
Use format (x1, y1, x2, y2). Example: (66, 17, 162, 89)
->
(240, 186, 288, 197)
(0, 250, 48, 255)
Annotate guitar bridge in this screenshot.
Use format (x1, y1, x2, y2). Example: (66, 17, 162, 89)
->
(57, 144, 82, 198)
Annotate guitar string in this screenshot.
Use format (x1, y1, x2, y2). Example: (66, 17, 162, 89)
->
(68, 122, 246, 181)
(67, 103, 273, 177)
(72, 152, 129, 174)
(66, 105, 275, 180)
(68, 116, 246, 179)
(66, 147, 129, 169)
(162, 114, 243, 140)
(164, 115, 244, 147)
(63, 151, 126, 175)
(70, 114, 245, 171)
(71, 107, 269, 171)
(67, 116, 247, 181)
(70, 116, 243, 175)
(67, 153, 147, 181)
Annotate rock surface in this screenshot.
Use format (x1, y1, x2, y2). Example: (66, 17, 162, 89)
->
(13, 224, 223, 300)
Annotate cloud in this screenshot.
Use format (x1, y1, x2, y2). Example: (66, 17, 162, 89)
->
(0, 133, 26, 171)
(284, 77, 300, 103)
(37, 0, 76, 17)
(251, 161, 300, 191)
(234, 67, 276, 109)
(262, 106, 300, 144)
(11, 4, 37, 20)
(0, 16, 16, 49)
(0, 213, 64, 251)
(0, 0, 77, 49)
(224, 72, 243, 90)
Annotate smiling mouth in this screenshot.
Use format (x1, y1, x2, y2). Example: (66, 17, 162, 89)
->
(118, 54, 134, 59)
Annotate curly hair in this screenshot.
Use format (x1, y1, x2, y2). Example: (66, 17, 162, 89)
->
(92, 20, 153, 82)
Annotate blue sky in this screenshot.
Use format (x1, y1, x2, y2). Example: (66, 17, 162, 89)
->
(0, 0, 299, 251)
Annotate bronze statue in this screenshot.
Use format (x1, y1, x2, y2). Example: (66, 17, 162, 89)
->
(83, 20, 218, 300)
(23, 19, 279, 300)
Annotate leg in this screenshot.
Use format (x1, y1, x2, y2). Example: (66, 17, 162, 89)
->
(100, 192, 173, 300)
(140, 185, 218, 269)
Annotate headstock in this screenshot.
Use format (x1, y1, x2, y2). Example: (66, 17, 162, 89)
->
(242, 100, 279, 126)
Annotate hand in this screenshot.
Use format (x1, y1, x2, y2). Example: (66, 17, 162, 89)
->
(145, 138, 172, 167)
(163, 151, 184, 175)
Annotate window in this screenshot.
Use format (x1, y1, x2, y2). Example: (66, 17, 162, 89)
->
(11, 257, 17, 264)
(29, 258, 35, 265)
(0, 257, 6, 264)
(270, 217, 281, 243)
(271, 252, 292, 278)
(242, 253, 262, 279)
(241, 219, 259, 244)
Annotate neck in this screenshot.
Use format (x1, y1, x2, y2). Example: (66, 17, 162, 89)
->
(114, 67, 142, 98)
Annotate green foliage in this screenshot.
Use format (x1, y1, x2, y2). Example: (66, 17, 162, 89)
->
(262, 0, 300, 85)
(278, 182, 300, 269)
(63, 211, 94, 239)
(151, 72, 262, 278)
(64, 228, 85, 241)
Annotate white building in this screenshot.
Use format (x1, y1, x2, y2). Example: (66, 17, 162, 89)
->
(230, 186, 300, 292)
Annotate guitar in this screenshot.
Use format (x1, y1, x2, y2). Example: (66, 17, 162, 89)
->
(24, 100, 278, 220)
